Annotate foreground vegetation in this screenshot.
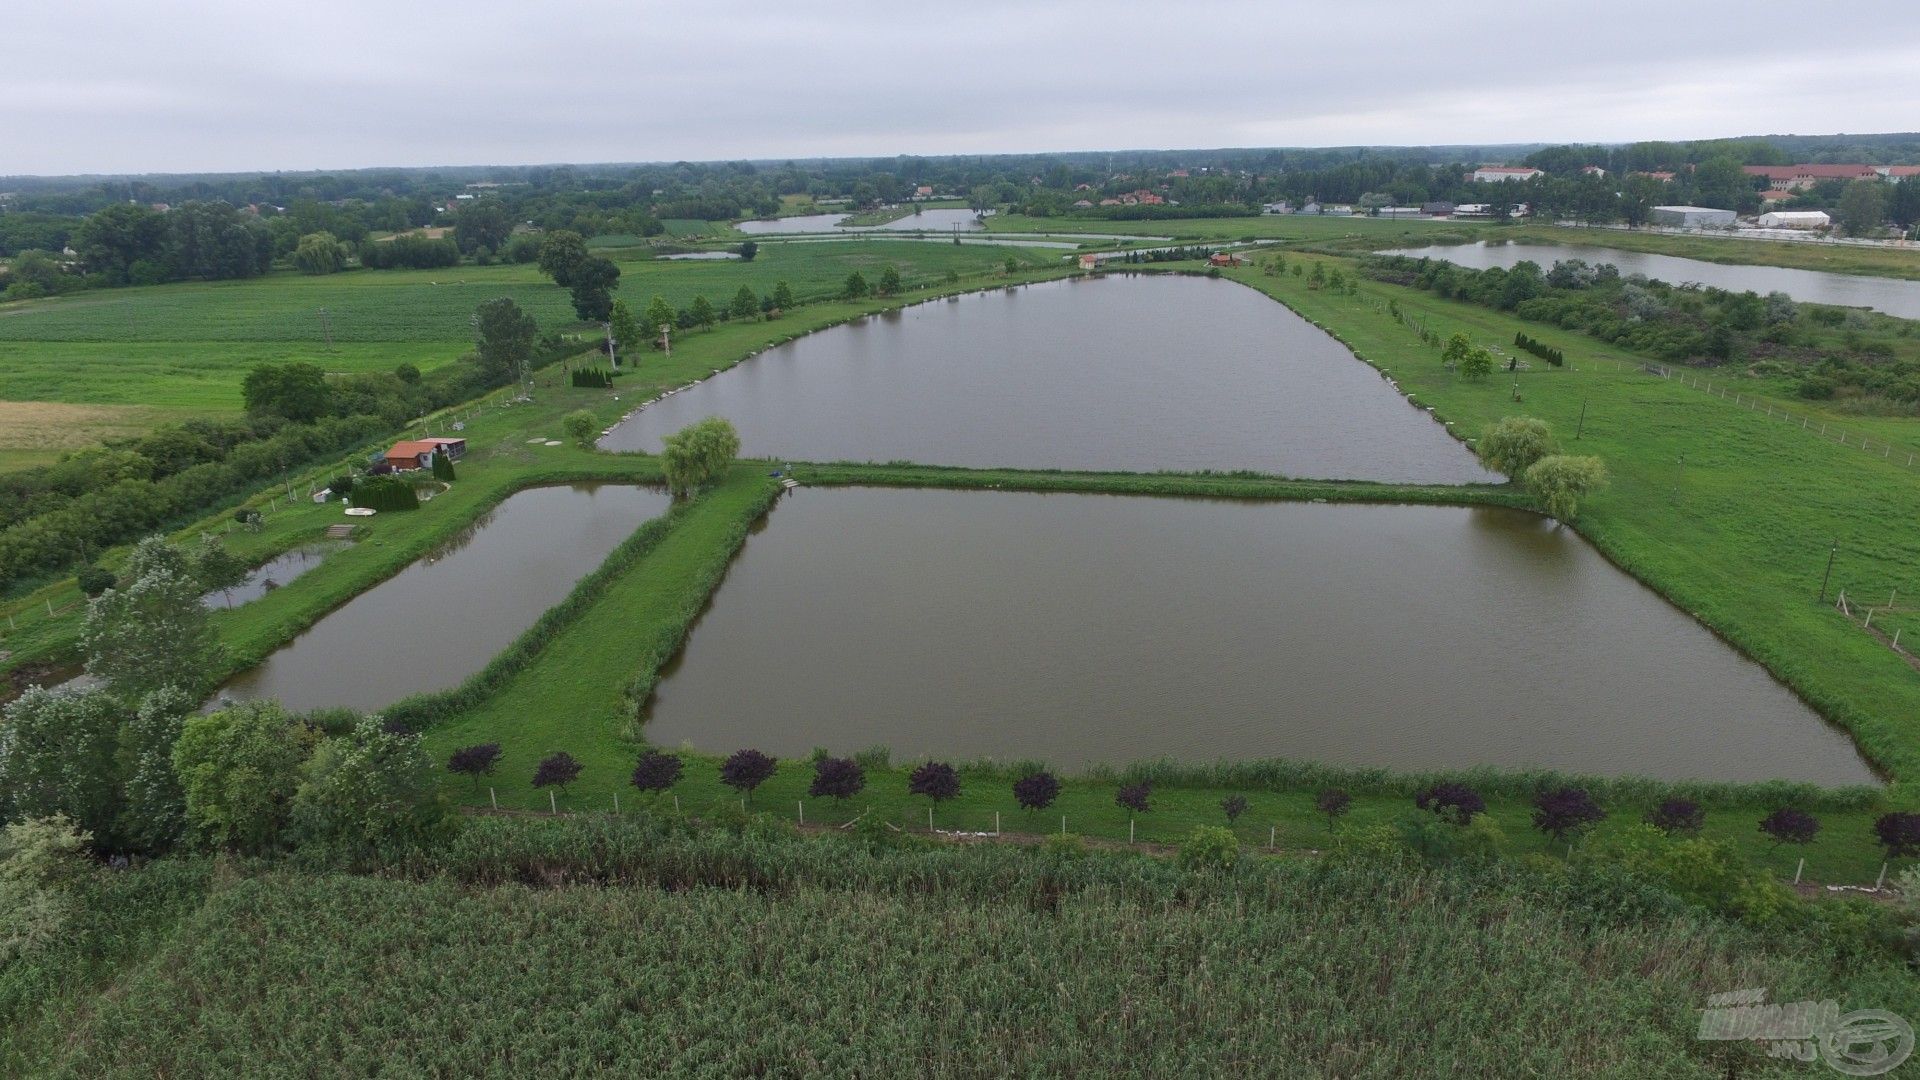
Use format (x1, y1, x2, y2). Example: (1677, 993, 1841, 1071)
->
(4, 812, 1914, 1077)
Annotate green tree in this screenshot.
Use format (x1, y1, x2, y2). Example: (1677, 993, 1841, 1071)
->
(474, 297, 538, 385)
(1459, 348, 1495, 379)
(730, 284, 760, 319)
(738, 240, 758, 261)
(1888, 178, 1920, 230)
(81, 536, 222, 699)
(1477, 417, 1558, 477)
(645, 295, 676, 343)
(562, 409, 598, 447)
(72, 203, 169, 285)
(117, 687, 194, 853)
(536, 230, 590, 285)
(877, 264, 902, 296)
(241, 362, 332, 422)
(431, 451, 457, 481)
(689, 295, 717, 327)
(1836, 180, 1887, 238)
(291, 715, 447, 850)
(1524, 455, 1609, 522)
(172, 700, 316, 854)
(1004, 256, 1018, 274)
(191, 534, 250, 607)
(1440, 332, 1473, 369)
(0, 688, 123, 843)
(842, 271, 870, 299)
(771, 280, 795, 310)
(608, 299, 641, 359)
(660, 417, 741, 496)
(291, 231, 349, 275)
(452, 198, 512, 255)
(567, 256, 620, 321)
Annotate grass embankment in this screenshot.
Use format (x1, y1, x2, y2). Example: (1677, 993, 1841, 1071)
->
(986, 212, 1459, 244)
(0, 267, 1080, 679)
(11, 815, 1901, 1077)
(1504, 223, 1920, 281)
(793, 461, 1525, 505)
(0, 240, 1060, 451)
(1224, 257, 1920, 789)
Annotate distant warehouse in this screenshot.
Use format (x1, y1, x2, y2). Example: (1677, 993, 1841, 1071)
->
(1650, 205, 1736, 228)
(1757, 210, 1831, 230)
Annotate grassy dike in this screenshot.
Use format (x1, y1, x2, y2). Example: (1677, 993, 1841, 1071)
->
(1222, 257, 1920, 789)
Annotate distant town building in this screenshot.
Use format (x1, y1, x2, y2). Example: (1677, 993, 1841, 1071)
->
(1758, 189, 1795, 204)
(913, 185, 934, 198)
(1207, 252, 1244, 267)
(1077, 253, 1100, 270)
(1376, 207, 1425, 219)
(1421, 201, 1457, 216)
(1650, 205, 1736, 228)
(1741, 164, 1880, 191)
(1581, 165, 1607, 178)
(1630, 171, 1677, 183)
(1757, 210, 1831, 230)
(1877, 166, 1920, 183)
(1471, 166, 1544, 183)
(1261, 201, 1292, 215)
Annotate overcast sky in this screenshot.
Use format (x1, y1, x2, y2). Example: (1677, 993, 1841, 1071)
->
(9, 0, 1920, 176)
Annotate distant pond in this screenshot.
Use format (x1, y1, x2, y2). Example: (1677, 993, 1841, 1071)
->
(602, 275, 1498, 484)
(217, 484, 671, 713)
(640, 488, 1875, 784)
(1384, 240, 1920, 319)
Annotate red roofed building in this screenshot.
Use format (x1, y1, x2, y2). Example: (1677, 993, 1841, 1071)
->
(1742, 164, 1880, 191)
(384, 440, 438, 471)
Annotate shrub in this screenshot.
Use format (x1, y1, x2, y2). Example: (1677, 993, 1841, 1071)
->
(75, 564, 115, 597)
(532, 752, 582, 792)
(630, 750, 683, 794)
(1179, 825, 1239, 872)
(0, 815, 92, 963)
(907, 761, 960, 804)
(1220, 795, 1248, 823)
(349, 475, 420, 513)
(1415, 783, 1485, 825)
(660, 417, 740, 497)
(1646, 798, 1704, 836)
(1476, 417, 1557, 478)
(1115, 782, 1152, 814)
(719, 749, 777, 801)
(562, 409, 598, 447)
(291, 716, 446, 850)
(1759, 808, 1819, 846)
(1012, 771, 1060, 812)
(173, 700, 317, 855)
(1523, 455, 1608, 522)
(1531, 787, 1606, 842)
(1872, 811, 1920, 859)
(431, 452, 456, 482)
(808, 757, 865, 802)
(1316, 788, 1352, 831)
(447, 744, 502, 786)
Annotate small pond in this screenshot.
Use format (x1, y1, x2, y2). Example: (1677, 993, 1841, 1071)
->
(1384, 241, 1920, 320)
(602, 275, 1498, 484)
(640, 487, 1875, 784)
(736, 208, 989, 235)
(203, 541, 346, 610)
(216, 484, 670, 713)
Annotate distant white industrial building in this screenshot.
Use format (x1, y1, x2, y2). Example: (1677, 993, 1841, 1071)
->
(1650, 205, 1736, 228)
(1471, 166, 1544, 182)
(1756, 210, 1831, 230)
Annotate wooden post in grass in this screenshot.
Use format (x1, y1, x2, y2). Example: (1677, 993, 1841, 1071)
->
(1269, 825, 1276, 851)
(994, 812, 1000, 836)
(798, 801, 804, 825)
(1130, 819, 1135, 844)
(613, 793, 619, 814)
(1795, 858, 1804, 884)
(490, 787, 496, 810)
(1878, 864, 1888, 889)
(549, 790, 557, 814)
(1061, 815, 1066, 835)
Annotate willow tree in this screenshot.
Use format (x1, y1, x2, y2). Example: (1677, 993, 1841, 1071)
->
(1524, 455, 1608, 522)
(660, 417, 741, 496)
(1477, 416, 1557, 478)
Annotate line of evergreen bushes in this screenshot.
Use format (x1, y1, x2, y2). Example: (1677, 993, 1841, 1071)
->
(570, 368, 615, 389)
(347, 476, 420, 513)
(1513, 332, 1565, 367)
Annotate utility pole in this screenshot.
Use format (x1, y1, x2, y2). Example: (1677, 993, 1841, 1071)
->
(1575, 395, 1589, 439)
(660, 323, 671, 357)
(605, 322, 617, 369)
(1818, 541, 1839, 603)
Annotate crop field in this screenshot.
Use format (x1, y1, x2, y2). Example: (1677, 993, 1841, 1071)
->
(0, 240, 1058, 447)
(4, 816, 1903, 1078)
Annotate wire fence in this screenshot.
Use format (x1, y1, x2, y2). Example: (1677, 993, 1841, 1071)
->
(1640, 361, 1920, 468)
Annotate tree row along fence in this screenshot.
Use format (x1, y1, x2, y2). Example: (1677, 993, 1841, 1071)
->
(1640, 361, 1920, 468)
(477, 789, 1904, 889)
(0, 390, 523, 650)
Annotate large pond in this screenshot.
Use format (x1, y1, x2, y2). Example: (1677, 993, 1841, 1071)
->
(217, 484, 670, 713)
(736, 208, 990, 235)
(603, 276, 1498, 484)
(641, 488, 1874, 784)
(1384, 241, 1920, 320)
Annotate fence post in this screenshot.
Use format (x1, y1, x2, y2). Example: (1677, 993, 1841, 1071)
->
(1129, 819, 1135, 844)
(798, 801, 804, 825)
(1269, 825, 1276, 850)
(994, 811, 1000, 836)
(549, 790, 557, 814)
(613, 792, 619, 814)
(1878, 863, 1889, 889)
(1794, 858, 1804, 884)
(490, 787, 497, 810)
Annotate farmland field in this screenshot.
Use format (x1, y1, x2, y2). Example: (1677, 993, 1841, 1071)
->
(0, 240, 1058, 457)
